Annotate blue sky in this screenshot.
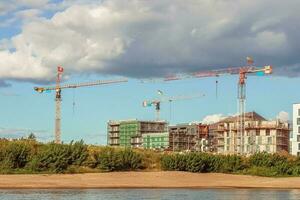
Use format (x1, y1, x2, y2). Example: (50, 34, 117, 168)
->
(0, 0, 299, 144)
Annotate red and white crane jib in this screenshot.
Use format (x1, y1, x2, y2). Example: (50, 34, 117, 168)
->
(164, 65, 272, 82)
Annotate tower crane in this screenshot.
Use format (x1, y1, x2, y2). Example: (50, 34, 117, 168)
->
(34, 66, 128, 144)
(163, 57, 272, 154)
(143, 93, 205, 121)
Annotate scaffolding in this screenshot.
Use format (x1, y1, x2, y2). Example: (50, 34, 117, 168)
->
(107, 119, 168, 148)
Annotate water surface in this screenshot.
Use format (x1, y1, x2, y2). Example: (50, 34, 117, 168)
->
(0, 189, 300, 200)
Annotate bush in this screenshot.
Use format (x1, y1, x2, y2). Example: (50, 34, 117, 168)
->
(161, 153, 245, 173)
(1, 139, 300, 177)
(92, 147, 143, 171)
(220, 155, 245, 173)
(28, 140, 88, 173)
(247, 152, 293, 176)
(0, 141, 32, 169)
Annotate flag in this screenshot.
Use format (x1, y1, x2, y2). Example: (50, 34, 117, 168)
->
(157, 90, 164, 95)
(57, 66, 64, 73)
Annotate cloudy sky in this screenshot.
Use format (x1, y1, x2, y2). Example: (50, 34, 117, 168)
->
(0, 0, 298, 143)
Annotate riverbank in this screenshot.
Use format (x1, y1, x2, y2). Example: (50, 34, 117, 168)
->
(1, 172, 300, 189)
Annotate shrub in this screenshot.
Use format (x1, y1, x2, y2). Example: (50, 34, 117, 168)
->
(220, 155, 245, 173)
(28, 141, 88, 173)
(92, 147, 143, 171)
(0, 141, 32, 169)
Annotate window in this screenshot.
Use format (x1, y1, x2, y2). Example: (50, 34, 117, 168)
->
(297, 118, 300, 125)
(266, 129, 270, 136)
(298, 109, 300, 116)
(226, 138, 230, 144)
(256, 130, 260, 136)
(298, 135, 300, 142)
(191, 128, 195, 134)
(298, 143, 300, 151)
(298, 152, 300, 157)
(267, 137, 272, 144)
(258, 136, 262, 145)
(266, 145, 270, 152)
(248, 137, 251, 144)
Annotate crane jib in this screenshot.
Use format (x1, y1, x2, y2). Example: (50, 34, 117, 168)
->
(34, 78, 128, 93)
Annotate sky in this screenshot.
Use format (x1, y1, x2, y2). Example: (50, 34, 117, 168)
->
(0, 0, 299, 144)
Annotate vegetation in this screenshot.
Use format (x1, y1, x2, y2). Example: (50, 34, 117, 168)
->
(160, 152, 300, 177)
(0, 139, 147, 174)
(0, 138, 300, 177)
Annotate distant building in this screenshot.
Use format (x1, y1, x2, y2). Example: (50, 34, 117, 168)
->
(291, 104, 300, 156)
(209, 112, 290, 155)
(169, 123, 209, 152)
(107, 119, 168, 148)
(142, 132, 169, 150)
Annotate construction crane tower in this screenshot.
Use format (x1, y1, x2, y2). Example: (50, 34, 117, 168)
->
(34, 66, 128, 144)
(163, 57, 272, 154)
(143, 93, 205, 121)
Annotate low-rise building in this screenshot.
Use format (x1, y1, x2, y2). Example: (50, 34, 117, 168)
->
(169, 123, 209, 152)
(209, 112, 290, 155)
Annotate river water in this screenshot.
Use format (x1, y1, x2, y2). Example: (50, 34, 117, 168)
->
(0, 189, 300, 200)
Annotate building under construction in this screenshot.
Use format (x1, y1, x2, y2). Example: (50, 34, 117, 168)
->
(168, 123, 209, 152)
(142, 132, 169, 150)
(209, 112, 290, 154)
(107, 119, 168, 148)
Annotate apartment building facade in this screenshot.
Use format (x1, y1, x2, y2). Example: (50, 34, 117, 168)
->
(142, 132, 169, 150)
(291, 103, 300, 156)
(169, 123, 209, 152)
(210, 112, 290, 155)
(107, 119, 168, 148)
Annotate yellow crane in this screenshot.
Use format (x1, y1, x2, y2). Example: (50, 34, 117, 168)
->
(34, 66, 128, 143)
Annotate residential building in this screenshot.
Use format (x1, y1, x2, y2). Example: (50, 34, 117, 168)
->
(107, 119, 168, 148)
(291, 104, 300, 156)
(142, 132, 169, 150)
(210, 112, 290, 155)
(169, 123, 209, 151)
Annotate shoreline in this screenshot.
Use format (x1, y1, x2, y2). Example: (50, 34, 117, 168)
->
(1, 172, 300, 189)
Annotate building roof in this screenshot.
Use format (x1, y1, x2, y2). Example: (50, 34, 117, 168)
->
(217, 111, 267, 123)
(108, 119, 168, 124)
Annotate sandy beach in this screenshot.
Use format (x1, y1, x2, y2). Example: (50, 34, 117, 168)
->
(0, 172, 300, 189)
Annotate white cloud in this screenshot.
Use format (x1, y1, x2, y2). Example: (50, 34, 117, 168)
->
(0, 0, 49, 16)
(276, 111, 289, 122)
(202, 114, 225, 124)
(16, 9, 42, 20)
(0, 0, 300, 84)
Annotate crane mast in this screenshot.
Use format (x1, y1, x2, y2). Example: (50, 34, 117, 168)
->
(55, 66, 63, 143)
(163, 58, 272, 154)
(34, 66, 128, 144)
